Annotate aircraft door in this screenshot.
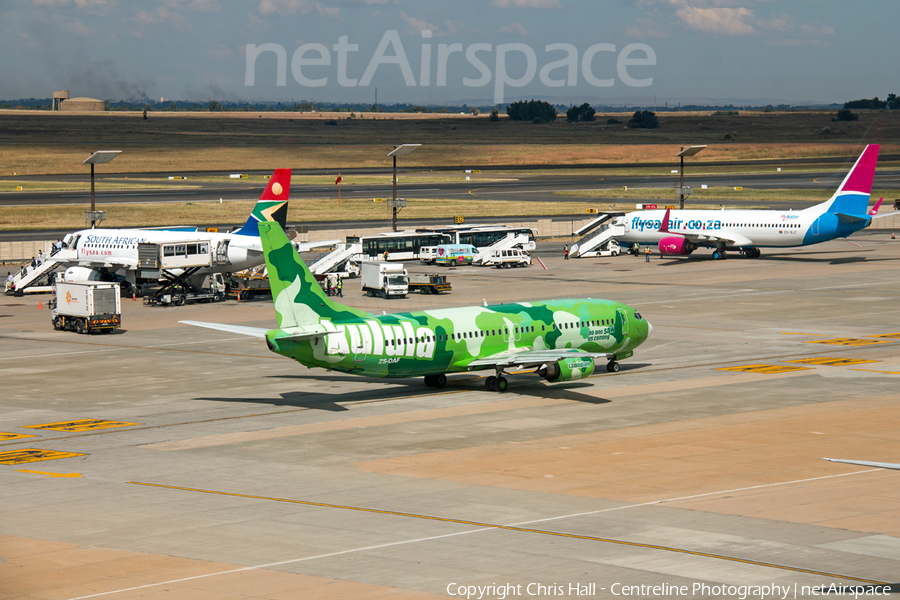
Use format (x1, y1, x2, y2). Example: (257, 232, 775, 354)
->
(617, 308, 629, 336)
(502, 324, 522, 342)
(348, 324, 370, 362)
(215, 240, 231, 265)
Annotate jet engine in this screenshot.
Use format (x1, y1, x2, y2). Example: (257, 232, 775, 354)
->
(658, 236, 696, 256)
(537, 357, 595, 382)
(62, 266, 110, 283)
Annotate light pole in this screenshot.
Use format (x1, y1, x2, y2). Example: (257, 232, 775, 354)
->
(387, 144, 420, 231)
(82, 150, 121, 228)
(675, 145, 706, 210)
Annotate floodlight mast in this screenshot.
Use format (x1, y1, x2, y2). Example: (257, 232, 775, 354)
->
(676, 145, 706, 210)
(387, 144, 420, 231)
(82, 151, 121, 227)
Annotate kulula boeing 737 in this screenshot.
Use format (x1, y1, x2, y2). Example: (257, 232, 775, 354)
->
(183, 222, 652, 392)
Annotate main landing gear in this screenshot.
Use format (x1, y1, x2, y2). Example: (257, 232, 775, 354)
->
(741, 248, 761, 258)
(711, 248, 726, 260)
(484, 375, 509, 392)
(607, 361, 619, 372)
(424, 373, 447, 388)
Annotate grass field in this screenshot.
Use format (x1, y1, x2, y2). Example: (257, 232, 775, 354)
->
(556, 187, 900, 204)
(0, 197, 614, 232)
(1, 110, 898, 175)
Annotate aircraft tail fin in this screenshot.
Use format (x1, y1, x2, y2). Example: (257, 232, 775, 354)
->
(819, 145, 879, 216)
(659, 208, 672, 233)
(233, 169, 291, 236)
(258, 221, 369, 330)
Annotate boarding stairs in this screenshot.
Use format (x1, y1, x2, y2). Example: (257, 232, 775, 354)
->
(472, 233, 531, 265)
(308, 242, 362, 276)
(7, 248, 77, 294)
(570, 215, 625, 258)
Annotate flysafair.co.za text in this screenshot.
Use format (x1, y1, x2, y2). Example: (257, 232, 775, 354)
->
(245, 30, 655, 104)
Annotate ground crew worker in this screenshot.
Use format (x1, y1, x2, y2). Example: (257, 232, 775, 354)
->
(383, 250, 389, 261)
(336, 276, 343, 297)
(564, 245, 569, 260)
(645, 246, 651, 262)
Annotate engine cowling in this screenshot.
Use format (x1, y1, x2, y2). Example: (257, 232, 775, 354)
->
(658, 236, 695, 256)
(537, 357, 596, 382)
(62, 266, 108, 283)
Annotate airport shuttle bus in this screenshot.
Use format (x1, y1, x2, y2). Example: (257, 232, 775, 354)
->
(417, 225, 537, 251)
(350, 231, 452, 261)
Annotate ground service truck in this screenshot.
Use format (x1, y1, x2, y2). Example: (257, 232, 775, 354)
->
(51, 281, 121, 334)
(361, 262, 408, 298)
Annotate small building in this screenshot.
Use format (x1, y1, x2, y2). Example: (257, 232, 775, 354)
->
(52, 90, 69, 111)
(59, 97, 105, 112)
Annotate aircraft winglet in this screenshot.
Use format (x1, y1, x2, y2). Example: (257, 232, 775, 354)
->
(869, 197, 883, 216)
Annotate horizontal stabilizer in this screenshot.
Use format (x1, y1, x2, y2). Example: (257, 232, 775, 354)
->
(835, 213, 868, 225)
(277, 324, 332, 342)
(179, 320, 268, 338)
(873, 210, 900, 220)
(824, 458, 900, 471)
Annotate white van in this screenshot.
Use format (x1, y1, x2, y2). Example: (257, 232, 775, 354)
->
(484, 248, 530, 268)
(419, 246, 437, 264)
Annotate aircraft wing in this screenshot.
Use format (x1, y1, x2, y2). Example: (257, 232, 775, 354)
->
(467, 347, 613, 371)
(676, 231, 755, 247)
(872, 211, 900, 220)
(824, 458, 900, 471)
(294, 239, 342, 252)
(79, 258, 136, 269)
(180, 321, 331, 342)
(179, 320, 269, 338)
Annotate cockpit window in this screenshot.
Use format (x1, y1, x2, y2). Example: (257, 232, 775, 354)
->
(634, 312, 643, 320)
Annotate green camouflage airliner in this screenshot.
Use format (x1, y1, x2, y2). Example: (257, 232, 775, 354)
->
(183, 221, 653, 392)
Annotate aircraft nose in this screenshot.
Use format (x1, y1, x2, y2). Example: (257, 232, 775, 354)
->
(646, 321, 653, 337)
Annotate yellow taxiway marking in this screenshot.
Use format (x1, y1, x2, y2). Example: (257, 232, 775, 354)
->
(16, 469, 82, 478)
(786, 358, 879, 367)
(0, 432, 37, 441)
(23, 419, 141, 432)
(805, 338, 893, 347)
(780, 332, 828, 336)
(850, 369, 900, 375)
(129, 481, 887, 586)
(867, 332, 900, 339)
(0, 449, 87, 465)
(717, 364, 812, 374)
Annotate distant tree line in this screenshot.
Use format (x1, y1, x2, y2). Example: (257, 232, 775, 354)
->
(506, 99, 557, 123)
(843, 94, 900, 110)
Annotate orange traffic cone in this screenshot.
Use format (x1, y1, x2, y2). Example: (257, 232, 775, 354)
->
(893, 232, 896, 240)
(38, 301, 42, 309)
(132, 292, 136, 301)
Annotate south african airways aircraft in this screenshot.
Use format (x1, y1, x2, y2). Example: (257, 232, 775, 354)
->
(183, 221, 652, 392)
(616, 145, 888, 259)
(54, 170, 332, 295)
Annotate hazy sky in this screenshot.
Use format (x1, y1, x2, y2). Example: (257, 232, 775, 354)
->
(2, 0, 896, 106)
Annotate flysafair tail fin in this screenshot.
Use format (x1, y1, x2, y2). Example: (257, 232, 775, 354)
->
(233, 169, 291, 236)
(258, 221, 370, 330)
(818, 144, 879, 216)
